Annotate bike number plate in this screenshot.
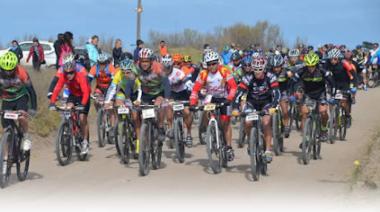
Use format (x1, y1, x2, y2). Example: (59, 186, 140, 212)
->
(335, 93, 343, 100)
(118, 107, 129, 114)
(204, 104, 216, 111)
(142, 108, 155, 119)
(173, 104, 184, 111)
(4, 112, 19, 120)
(246, 113, 259, 121)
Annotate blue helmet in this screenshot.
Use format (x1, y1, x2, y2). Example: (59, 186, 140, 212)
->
(241, 56, 253, 66)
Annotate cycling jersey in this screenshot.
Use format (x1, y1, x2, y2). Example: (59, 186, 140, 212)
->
(324, 60, 354, 91)
(294, 66, 334, 100)
(0, 66, 37, 110)
(51, 71, 91, 105)
(105, 68, 142, 103)
(234, 72, 280, 107)
(168, 67, 187, 93)
(190, 65, 237, 105)
(88, 64, 116, 90)
(232, 67, 245, 84)
(136, 61, 170, 98)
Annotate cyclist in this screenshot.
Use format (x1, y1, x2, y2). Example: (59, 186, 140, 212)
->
(125, 48, 171, 142)
(268, 54, 293, 138)
(232, 56, 280, 162)
(105, 58, 142, 153)
(294, 53, 334, 142)
(162, 54, 194, 146)
(49, 54, 91, 155)
(233, 55, 253, 84)
(325, 48, 357, 128)
(182, 55, 199, 80)
(0, 52, 37, 151)
(190, 50, 237, 161)
(228, 51, 242, 72)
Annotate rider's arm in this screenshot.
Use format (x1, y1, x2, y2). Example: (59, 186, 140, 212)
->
(50, 73, 65, 104)
(21, 70, 37, 111)
(78, 73, 90, 105)
(105, 82, 117, 103)
(161, 76, 171, 99)
(226, 74, 237, 102)
(189, 73, 204, 105)
(48, 76, 59, 95)
(269, 75, 281, 107)
(87, 66, 96, 83)
(233, 82, 248, 109)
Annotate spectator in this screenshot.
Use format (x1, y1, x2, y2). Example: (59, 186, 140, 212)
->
(53, 33, 64, 69)
(220, 44, 232, 65)
(58, 31, 74, 67)
(9, 40, 23, 63)
(112, 39, 123, 67)
(26, 38, 45, 71)
(86, 35, 100, 67)
(133, 39, 144, 62)
(159, 40, 168, 57)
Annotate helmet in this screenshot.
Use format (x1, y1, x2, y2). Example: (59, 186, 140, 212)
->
(139, 48, 154, 60)
(288, 49, 300, 57)
(119, 58, 133, 71)
(327, 48, 342, 59)
(62, 53, 76, 71)
(252, 52, 260, 59)
(204, 51, 219, 63)
(241, 56, 253, 66)
(269, 54, 284, 67)
(281, 47, 289, 55)
(304, 53, 320, 66)
(252, 56, 267, 70)
(231, 51, 241, 61)
(223, 44, 230, 52)
(161, 54, 173, 68)
(97, 53, 109, 63)
(183, 55, 192, 63)
(172, 53, 183, 63)
(0, 51, 18, 71)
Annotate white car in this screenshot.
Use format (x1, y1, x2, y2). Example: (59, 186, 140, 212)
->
(0, 41, 56, 68)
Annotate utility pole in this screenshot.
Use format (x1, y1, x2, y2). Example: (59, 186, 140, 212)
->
(136, 0, 143, 40)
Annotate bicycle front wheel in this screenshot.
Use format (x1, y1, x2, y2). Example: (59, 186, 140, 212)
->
(237, 118, 246, 148)
(56, 122, 73, 166)
(16, 135, 30, 181)
(205, 121, 221, 174)
(0, 129, 13, 188)
(248, 127, 260, 181)
(301, 118, 313, 165)
(97, 110, 106, 148)
(139, 122, 151, 176)
(174, 117, 185, 163)
(272, 113, 281, 156)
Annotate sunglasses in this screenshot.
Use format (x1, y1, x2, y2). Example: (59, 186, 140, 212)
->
(253, 68, 264, 72)
(243, 64, 252, 67)
(64, 70, 75, 75)
(207, 62, 218, 66)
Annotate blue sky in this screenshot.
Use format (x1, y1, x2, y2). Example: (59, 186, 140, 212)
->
(1, 0, 379, 50)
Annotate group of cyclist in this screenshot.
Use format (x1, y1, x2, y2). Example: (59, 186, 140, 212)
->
(0, 39, 379, 176)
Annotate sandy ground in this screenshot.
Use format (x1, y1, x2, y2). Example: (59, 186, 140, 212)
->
(1, 88, 380, 212)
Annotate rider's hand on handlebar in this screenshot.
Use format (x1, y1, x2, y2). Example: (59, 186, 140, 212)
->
(231, 109, 240, 117)
(269, 107, 277, 115)
(76, 104, 85, 111)
(48, 103, 56, 111)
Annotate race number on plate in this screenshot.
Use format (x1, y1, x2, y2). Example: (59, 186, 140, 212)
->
(335, 93, 343, 100)
(118, 107, 129, 114)
(142, 108, 155, 119)
(246, 113, 259, 121)
(4, 112, 19, 120)
(204, 104, 216, 111)
(173, 104, 184, 111)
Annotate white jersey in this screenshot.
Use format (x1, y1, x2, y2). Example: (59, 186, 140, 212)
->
(168, 67, 186, 93)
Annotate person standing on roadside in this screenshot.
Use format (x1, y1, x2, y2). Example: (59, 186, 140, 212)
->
(133, 39, 144, 62)
(9, 40, 23, 63)
(113, 39, 123, 67)
(26, 38, 44, 71)
(54, 33, 64, 69)
(58, 31, 74, 67)
(159, 40, 168, 57)
(86, 35, 100, 67)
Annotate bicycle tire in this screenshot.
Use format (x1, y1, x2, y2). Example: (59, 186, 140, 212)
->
(139, 122, 151, 176)
(272, 113, 281, 156)
(174, 117, 185, 163)
(119, 121, 131, 164)
(0, 129, 13, 188)
(56, 122, 73, 166)
(237, 118, 246, 148)
(249, 127, 260, 181)
(97, 109, 106, 148)
(302, 118, 312, 165)
(205, 121, 221, 174)
(151, 125, 162, 170)
(328, 106, 336, 144)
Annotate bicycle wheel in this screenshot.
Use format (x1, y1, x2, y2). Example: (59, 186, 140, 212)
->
(106, 112, 114, 145)
(151, 126, 162, 170)
(313, 119, 321, 160)
(272, 113, 281, 156)
(174, 117, 185, 163)
(16, 134, 30, 181)
(288, 103, 294, 132)
(301, 118, 313, 165)
(338, 108, 347, 141)
(96, 109, 106, 148)
(328, 106, 336, 144)
(56, 122, 73, 166)
(118, 121, 131, 164)
(139, 122, 151, 176)
(76, 138, 88, 161)
(294, 106, 301, 130)
(248, 127, 260, 181)
(205, 121, 221, 174)
(0, 129, 13, 188)
(198, 114, 206, 145)
(237, 118, 246, 148)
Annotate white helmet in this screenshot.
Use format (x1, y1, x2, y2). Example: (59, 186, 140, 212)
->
(161, 54, 173, 68)
(97, 53, 109, 63)
(139, 48, 154, 60)
(204, 50, 219, 63)
(328, 48, 342, 59)
(62, 53, 76, 70)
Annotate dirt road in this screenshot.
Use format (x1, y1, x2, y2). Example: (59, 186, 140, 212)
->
(1, 89, 380, 212)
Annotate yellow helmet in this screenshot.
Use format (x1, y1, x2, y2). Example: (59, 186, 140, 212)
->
(0, 52, 18, 71)
(304, 52, 320, 66)
(183, 55, 192, 63)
